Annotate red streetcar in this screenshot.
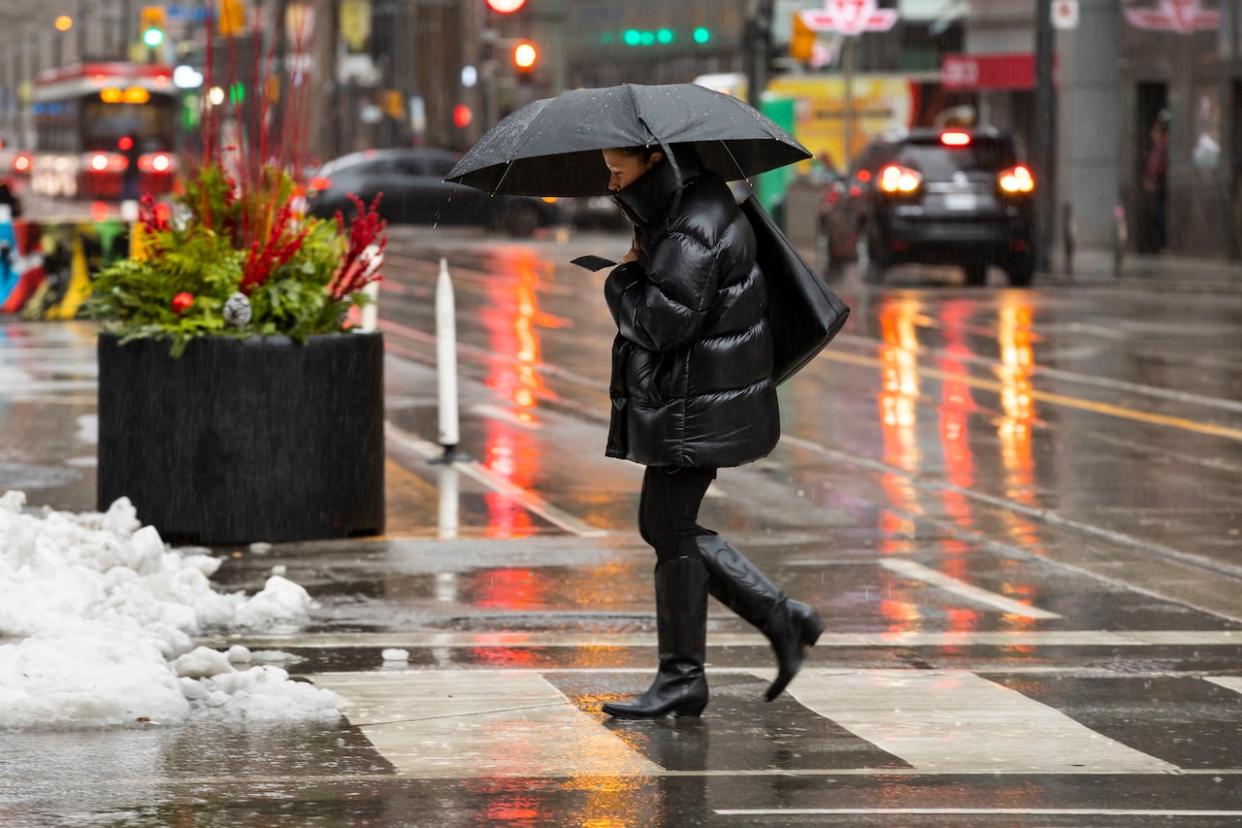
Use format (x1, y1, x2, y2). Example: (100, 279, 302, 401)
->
(29, 62, 178, 200)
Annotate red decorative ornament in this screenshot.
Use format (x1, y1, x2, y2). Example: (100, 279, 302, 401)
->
(171, 292, 194, 314)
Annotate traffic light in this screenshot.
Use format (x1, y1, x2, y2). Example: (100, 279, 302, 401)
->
(513, 41, 538, 71)
(453, 103, 473, 129)
(790, 13, 814, 62)
(693, 27, 712, 44)
(218, 0, 246, 37)
(486, 0, 527, 11)
(140, 6, 166, 47)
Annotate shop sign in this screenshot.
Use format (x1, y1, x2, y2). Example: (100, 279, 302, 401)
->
(942, 53, 1038, 90)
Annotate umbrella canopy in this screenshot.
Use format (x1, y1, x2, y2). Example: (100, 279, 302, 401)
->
(445, 83, 811, 197)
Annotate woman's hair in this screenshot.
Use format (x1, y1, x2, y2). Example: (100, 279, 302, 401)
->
(613, 146, 660, 164)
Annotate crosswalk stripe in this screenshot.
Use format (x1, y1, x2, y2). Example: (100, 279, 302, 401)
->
(207, 629, 1242, 649)
(880, 558, 1061, 618)
(1206, 676, 1242, 696)
(312, 671, 661, 778)
(716, 809, 1242, 817)
(779, 669, 1178, 774)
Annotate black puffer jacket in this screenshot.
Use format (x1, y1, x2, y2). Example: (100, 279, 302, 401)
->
(603, 151, 780, 468)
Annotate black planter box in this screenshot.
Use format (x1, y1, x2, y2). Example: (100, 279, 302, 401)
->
(97, 332, 385, 545)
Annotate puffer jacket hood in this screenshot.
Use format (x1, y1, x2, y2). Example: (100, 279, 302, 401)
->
(603, 148, 780, 468)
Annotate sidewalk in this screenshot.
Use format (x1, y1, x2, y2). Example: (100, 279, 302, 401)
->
(1051, 248, 1242, 288)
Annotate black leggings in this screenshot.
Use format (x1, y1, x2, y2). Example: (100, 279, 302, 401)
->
(638, 465, 717, 563)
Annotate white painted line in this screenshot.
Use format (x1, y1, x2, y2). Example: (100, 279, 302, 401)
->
(13, 768, 1242, 788)
(313, 670, 660, 778)
(781, 669, 1177, 774)
(469, 402, 541, 430)
(880, 558, 1061, 619)
(716, 809, 1242, 817)
(385, 422, 608, 538)
(204, 629, 1241, 650)
(1205, 676, 1242, 696)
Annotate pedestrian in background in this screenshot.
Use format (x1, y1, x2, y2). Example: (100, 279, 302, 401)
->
(1139, 110, 1170, 254)
(598, 143, 824, 719)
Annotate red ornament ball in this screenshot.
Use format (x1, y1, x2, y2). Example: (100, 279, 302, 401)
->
(171, 292, 194, 314)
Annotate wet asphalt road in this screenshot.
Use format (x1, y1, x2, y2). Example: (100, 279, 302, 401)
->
(1, 225, 1241, 826)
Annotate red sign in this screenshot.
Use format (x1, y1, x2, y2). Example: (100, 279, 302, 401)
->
(1125, 0, 1219, 34)
(942, 53, 1039, 91)
(800, 0, 900, 37)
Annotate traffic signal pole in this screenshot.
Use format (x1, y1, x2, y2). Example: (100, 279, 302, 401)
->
(744, 0, 776, 108)
(1033, 0, 1055, 274)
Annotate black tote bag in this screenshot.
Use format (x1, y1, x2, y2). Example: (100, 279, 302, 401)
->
(741, 196, 850, 385)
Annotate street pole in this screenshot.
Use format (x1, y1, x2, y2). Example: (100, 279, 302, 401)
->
(843, 36, 855, 166)
(1033, 0, 1055, 274)
(744, 0, 775, 108)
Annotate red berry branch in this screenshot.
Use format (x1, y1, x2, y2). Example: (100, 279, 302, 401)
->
(328, 193, 387, 302)
(239, 197, 311, 293)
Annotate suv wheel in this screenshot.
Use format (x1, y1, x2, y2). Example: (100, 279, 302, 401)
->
(963, 262, 989, 287)
(504, 204, 540, 237)
(1006, 256, 1035, 287)
(857, 229, 885, 285)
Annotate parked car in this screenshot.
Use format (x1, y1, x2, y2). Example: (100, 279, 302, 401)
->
(306, 148, 562, 236)
(817, 127, 1036, 286)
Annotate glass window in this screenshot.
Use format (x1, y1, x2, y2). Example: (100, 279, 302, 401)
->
(897, 138, 1016, 177)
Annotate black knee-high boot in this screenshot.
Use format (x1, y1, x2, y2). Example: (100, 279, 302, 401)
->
(603, 556, 710, 719)
(696, 533, 823, 701)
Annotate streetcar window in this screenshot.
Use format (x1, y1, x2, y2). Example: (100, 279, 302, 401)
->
(81, 96, 175, 152)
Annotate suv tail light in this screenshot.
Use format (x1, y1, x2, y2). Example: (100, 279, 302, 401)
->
(138, 152, 174, 173)
(878, 164, 922, 195)
(88, 152, 128, 173)
(308, 176, 331, 193)
(998, 164, 1035, 194)
(12, 152, 31, 173)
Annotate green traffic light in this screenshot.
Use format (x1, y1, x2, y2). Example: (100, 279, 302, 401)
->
(623, 29, 641, 46)
(693, 27, 711, 44)
(656, 28, 674, 44)
(142, 26, 164, 47)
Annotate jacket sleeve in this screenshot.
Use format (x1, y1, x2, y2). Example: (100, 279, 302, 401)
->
(602, 229, 717, 352)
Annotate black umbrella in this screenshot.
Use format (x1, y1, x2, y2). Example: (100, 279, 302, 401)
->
(445, 83, 810, 197)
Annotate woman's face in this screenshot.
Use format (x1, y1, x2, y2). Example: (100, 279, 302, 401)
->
(602, 148, 663, 193)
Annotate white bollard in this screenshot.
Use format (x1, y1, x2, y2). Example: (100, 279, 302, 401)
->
(360, 280, 380, 332)
(437, 465, 460, 540)
(435, 257, 460, 458)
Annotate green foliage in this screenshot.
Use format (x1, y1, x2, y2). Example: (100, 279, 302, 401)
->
(83, 165, 369, 357)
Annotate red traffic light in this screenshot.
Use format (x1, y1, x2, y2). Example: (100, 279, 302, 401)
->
(117, 135, 134, 151)
(513, 41, 538, 70)
(453, 103, 473, 129)
(486, 0, 526, 12)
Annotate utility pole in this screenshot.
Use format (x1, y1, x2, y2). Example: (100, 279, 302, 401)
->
(1033, 0, 1055, 274)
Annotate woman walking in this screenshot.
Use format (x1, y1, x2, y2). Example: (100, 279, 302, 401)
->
(598, 143, 824, 719)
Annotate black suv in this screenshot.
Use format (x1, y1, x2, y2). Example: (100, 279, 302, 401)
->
(818, 127, 1036, 286)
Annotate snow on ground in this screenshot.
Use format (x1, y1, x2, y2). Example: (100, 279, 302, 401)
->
(0, 491, 341, 728)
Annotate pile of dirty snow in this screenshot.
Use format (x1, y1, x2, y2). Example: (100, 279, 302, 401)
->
(0, 491, 341, 728)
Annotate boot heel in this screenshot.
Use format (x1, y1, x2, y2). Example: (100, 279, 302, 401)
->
(674, 699, 707, 717)
(801, 612, 824, 648)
